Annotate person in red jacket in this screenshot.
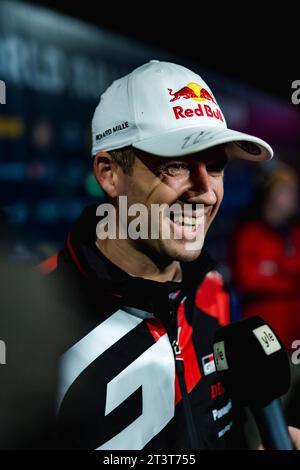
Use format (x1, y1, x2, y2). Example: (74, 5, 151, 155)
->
(231, 164, 300, 353)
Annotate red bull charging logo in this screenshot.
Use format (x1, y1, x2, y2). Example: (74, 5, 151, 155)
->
(167, 82, 223, 122)
(168, 82, 217, 104)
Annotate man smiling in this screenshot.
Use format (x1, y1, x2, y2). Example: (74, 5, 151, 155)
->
(41, 61, 293, 450)
(93, 145, 227, 278)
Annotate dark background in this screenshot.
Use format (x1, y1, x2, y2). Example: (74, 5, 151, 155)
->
(27, 0, 298, 102)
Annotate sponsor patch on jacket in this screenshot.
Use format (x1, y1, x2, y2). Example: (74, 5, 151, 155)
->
(201, 353, 216, 376)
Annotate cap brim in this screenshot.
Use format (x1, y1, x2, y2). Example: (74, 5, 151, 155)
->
(133, 126, 273, 162)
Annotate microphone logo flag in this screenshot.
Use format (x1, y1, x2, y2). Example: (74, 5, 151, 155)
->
(252, 325, 282, 355)
(213, 341, 229, 371)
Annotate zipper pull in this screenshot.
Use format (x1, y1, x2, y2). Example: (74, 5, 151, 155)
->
(172, 339, 181, 356)
(172, 338, 185, 374)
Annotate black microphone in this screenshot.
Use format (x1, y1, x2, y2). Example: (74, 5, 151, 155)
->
(213, 316, 293, 450)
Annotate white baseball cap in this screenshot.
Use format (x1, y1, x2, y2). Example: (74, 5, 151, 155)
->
(92, 60, 273, 161)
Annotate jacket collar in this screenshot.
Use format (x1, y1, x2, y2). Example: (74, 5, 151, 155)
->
(65, 205, 216, 319)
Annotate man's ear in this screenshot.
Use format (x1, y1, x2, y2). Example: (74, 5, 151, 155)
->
(93, 152, 119, 198)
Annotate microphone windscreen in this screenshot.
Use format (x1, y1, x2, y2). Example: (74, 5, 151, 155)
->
(213, 316, 290, 407)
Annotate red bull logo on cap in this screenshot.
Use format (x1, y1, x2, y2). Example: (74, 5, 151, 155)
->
(167, 82, 223, 123)
(168, 82, 217, 104)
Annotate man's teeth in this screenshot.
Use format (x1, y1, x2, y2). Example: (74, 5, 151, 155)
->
(173, 216, 203, 226)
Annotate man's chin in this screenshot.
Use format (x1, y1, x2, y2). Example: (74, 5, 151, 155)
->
(177, 250, 202, 262)
(165, 243, 202, 263)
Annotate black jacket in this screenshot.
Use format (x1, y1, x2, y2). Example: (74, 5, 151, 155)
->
(43, 205, 246, 450)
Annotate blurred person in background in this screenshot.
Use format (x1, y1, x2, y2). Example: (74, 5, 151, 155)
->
(230, 163, 300, 438)
(231, 164, 300, 354)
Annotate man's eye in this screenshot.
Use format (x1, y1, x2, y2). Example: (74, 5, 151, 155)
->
(161, 163, 190, 177)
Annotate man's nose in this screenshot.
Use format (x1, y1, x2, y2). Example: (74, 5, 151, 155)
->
(184, 163, 217, 204)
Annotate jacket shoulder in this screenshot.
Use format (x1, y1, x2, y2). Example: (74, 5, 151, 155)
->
(195, 270, 230, 326)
